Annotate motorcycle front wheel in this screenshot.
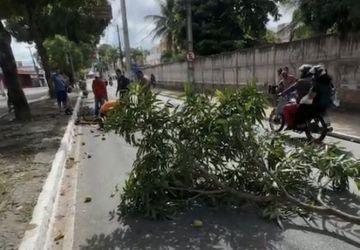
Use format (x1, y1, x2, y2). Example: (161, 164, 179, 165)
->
(305, 115, 328, 142)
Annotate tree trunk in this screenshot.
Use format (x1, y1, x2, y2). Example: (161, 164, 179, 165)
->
(36, 41, 55, 97)
(0, 22, 31, 121)
(26, 5, 55, 98)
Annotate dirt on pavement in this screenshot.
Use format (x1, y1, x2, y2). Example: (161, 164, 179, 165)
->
(0, 96, 76, 249)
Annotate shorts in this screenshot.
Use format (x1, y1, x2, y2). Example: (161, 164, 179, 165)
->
(57, 90, 68, 104)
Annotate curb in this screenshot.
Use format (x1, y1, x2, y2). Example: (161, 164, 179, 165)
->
(329, 132, 360, 144)
(18, 95, 82, 250)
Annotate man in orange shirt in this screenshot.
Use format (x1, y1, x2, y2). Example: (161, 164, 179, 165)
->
(92, 75, 107, 117)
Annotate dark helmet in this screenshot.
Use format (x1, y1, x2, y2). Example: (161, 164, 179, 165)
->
(310, 64, 327, 78)
(299, 64, 312, 74)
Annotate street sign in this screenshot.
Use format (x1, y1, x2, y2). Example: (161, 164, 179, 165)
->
(187, 51, 195, 62)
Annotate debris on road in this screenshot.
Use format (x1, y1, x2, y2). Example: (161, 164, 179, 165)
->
(84, 196, 92, 203)
(192, 219, 203, 228)
(54, 233, 64, 241)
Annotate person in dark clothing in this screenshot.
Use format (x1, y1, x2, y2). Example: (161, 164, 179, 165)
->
(115, 69, 130, 97)
(279, 64, 313, 129)
(52, 70, 68, 112)
(150, 73, 156, 87)
(280, 64, 313, 103)
(294, 65, 333, 128)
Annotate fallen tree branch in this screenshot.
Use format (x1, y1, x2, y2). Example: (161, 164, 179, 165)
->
(255, 157, 360, 224)
(195, 166, 275, 203)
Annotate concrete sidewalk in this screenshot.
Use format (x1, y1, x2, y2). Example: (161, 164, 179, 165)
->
(157, 89, 360, 141)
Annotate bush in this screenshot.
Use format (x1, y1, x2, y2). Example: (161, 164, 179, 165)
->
(105, 83, 360, 223)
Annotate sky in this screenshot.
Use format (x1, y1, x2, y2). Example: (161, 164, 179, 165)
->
(11, 0, 294, 65)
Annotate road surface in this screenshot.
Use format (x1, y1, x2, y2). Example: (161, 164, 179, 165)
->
(58, 88, 360, 250)
(0, 87, 48, 115)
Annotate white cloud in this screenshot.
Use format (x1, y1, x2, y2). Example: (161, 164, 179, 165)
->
(267, 5, 295, 31)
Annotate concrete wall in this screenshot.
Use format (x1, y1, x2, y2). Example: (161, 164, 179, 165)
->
(144, 33, 360, 111)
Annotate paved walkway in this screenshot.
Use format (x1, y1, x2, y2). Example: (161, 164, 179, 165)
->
(158, 89, 360, 139)
(0, 87, 48, 116)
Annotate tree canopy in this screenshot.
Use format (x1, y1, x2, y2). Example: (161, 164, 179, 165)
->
(44, 35, 93, 81)
(147, 0, 281, 56)
(284, 0, 360, 37)
(0, 0, 111, 87)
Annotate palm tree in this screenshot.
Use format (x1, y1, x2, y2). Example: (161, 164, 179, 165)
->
(145, 0, 177, 53)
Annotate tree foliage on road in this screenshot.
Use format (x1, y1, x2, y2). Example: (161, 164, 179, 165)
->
(105, 83, 360, 224)
(147, 0, 281, 56)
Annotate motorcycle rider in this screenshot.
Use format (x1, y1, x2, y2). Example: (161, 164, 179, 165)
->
(294, 65, 334, 129)
(280, 64, 313, 103)
(278, 64, 313, 129)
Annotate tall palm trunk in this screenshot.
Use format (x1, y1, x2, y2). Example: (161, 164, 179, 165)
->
(0, 22, 31, 121)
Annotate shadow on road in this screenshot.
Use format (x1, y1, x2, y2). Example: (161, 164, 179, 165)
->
(78, 204, 360, 250)
(79, 207, 283, 250)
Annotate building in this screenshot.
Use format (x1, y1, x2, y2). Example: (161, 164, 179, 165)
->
(0, 62, 47, 88)
(276, 23, 292, 43)
(146, 40, 168, 65)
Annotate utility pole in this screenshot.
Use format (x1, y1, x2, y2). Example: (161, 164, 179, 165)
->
(120, 0, 132, 78)
(116, 24, 126, 70)
(186, 0, 195, 86)
(27, 46, 41, 86)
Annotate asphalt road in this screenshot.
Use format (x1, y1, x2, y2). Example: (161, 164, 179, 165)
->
(0, 87, 48, 115)
(72, 91, 360, 250)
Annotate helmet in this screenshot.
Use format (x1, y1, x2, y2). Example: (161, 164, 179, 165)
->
(299, 64, 312, 74)
(310, 64, 327, 78)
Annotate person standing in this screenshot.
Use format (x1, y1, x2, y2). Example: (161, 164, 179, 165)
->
(92, 75, 107, 117)
(150, 73, 156, 88)
(115, 69, 130, 97)
(136, 71, 150, 90)
(52, 70, 68, 112)
(281, 67, 296, 90)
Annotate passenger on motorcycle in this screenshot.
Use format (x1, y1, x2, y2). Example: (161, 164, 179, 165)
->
(279, 64, 313, 129)
(275, 67, 297, 116)
(293, 65, 334, 129)
(280, 64, 313, 103)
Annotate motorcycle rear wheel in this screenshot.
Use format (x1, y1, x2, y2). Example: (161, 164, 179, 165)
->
(305, 115, 328, 142)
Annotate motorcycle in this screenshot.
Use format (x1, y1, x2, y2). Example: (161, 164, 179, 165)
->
(269, 98, 333, 142)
